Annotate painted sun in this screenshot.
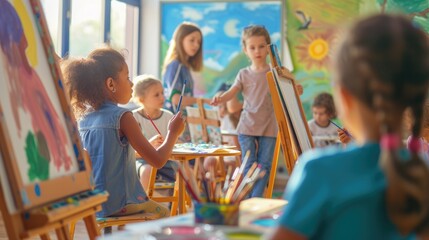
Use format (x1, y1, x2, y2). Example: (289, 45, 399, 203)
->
(296, 32, 333, 70)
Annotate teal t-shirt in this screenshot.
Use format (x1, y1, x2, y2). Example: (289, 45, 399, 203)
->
(278, 142, 414, 240)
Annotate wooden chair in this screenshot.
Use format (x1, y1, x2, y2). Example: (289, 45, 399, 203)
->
(69, 151, 163, 237)
(69, 212, 161, 237)
(146, 166, 180, 216)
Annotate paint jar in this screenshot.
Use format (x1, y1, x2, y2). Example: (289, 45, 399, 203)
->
(194, 202, 240, 226)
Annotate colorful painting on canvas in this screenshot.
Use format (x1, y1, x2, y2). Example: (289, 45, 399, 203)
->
(0, 0, 91, 210)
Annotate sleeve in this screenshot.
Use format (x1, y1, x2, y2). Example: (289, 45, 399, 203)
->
(163, 61, 183, 101)
(277, 154, 329, 237)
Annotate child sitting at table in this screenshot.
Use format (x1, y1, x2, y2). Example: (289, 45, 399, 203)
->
(132, 75, 178, 192)
(62, 47, 185, 219)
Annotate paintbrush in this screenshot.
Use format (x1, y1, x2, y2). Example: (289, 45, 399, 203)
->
(145, 112, 162, 136)
(222, 165, 233, 193)
(225, 150, 250, 204)
(234, 170, 266, 203)
(176, 79, 187, 113)
(231, 163, 258, 201)
(329, 120, 353, 139)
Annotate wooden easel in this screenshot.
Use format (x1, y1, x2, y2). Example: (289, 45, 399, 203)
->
(0, 1, 108, 238)
(265, 44, 314, 198)
(186, 98, 221, 144)
(0, 186, 108, 240)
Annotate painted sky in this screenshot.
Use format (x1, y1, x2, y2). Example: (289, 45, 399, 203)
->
(161, 1, 282, 71)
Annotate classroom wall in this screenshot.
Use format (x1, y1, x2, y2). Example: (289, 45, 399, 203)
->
(140, 0, 429, 119)
(285, 0, 429, 119)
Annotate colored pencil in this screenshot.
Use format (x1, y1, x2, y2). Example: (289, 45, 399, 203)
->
(176, 79, 187, 113)
(329, 120, 353, 139)
(145, 112, 162, 136)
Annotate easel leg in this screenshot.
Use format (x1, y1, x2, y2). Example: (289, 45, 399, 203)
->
(40, 233, 52, 240)
(265, 133, 281, 198)
(55, 225, 71, 240)
(83, 214, 100, 240)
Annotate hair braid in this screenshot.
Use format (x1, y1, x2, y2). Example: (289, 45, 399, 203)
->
(335, 14, 429, 234)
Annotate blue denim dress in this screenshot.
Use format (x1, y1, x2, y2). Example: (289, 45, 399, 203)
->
(79, 102, 148, 217)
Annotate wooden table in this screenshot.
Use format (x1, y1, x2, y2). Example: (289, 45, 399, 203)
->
(170, 149, 241, 214)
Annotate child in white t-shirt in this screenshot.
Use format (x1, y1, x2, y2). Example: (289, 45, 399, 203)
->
(308, 92, 339, 148)
(132, 75, 177, 191)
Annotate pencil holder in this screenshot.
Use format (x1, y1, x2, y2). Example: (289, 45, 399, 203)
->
(194, 202, 239, 226)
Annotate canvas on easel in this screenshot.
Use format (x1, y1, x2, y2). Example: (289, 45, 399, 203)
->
(265, 44, 314, 197)
(0, 0, 107, 239)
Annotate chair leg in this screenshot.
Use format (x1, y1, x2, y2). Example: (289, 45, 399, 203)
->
(147, 167, 158, 198)
(170, 174, 179, 216)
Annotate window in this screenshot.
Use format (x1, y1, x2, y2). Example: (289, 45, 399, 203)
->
(110, 0, 140, 78)
(40, 0, 141, 75)
(69, 0, 104, 57)
(40, 0, 61, 54)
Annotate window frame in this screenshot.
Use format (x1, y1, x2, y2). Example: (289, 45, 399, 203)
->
(60, 0, 141, 74)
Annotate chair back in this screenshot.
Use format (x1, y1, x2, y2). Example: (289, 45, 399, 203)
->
(186, 98, 222, 145)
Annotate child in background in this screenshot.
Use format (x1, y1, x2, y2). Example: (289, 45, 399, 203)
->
(204, 90, 242, 171)
(62, 47, 185, 219)
(132, 75, 177, 191)
(268, 14, 429, 239)
(307, 92, 339, 147)
(162, 22, 210, 142)
(404, 100, 429, 164)
(211, 25, 278, 197)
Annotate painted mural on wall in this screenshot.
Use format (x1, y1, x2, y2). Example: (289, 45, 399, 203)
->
(286, 0, 429, 119)
(160, 1, 282, 97)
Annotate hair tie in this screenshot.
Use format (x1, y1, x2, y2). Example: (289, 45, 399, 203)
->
(381, 134, 401, 150)
(407, 136, 421, 153)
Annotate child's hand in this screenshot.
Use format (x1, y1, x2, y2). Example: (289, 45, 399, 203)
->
(168, 112, 185, 138)
(296, 84, 304, 95)
(211, 95, 222, 106)
(149, 134, 164, 148)
(202, 98, 212, 105)
(338, 128, 351, 144)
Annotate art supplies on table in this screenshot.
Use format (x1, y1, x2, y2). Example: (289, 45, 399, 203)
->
(173, 143, 236, 154)
(176, 150, 267, 227)
(101, 198, 287, 240)
(194, 202, 240, 226)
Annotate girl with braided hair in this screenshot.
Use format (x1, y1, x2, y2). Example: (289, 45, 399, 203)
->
(268, 14, 429, 240)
